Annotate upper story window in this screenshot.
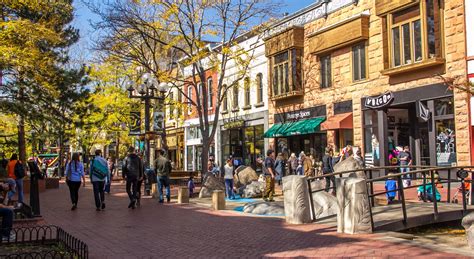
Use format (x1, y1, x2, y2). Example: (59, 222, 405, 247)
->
(207, 77, 213, 108)
(352, 43, 367, 81)
(222, 85, 228, 112)
(169, 92, 175, 116)
(187, 86, 193, 115)
(244, 77, 250, 107)
(256, 73, 263, 104)
(320, 54, 331, 88)
(177, 90, 182, 116)
(197, 82, 203, 104)
(271, 48, 302, 98)
(385, 0, 443, 70)
(232, 84, 239, 110)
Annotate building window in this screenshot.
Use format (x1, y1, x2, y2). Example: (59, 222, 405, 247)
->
(386, 0, 442, 68)
(207, 77, 213, 108)
(320, 54, 331, 88)
(197, 82, 203, 105)
(222, 85, 228, 112)
(271, 48, 302, 98)
(244, 77, 250, 107)
(256, 73, 263, 103)
(232, 84, 239, 110)
(352, 43, 367, 81)
(177, 91, 182, 116)
(187, 86, 192, 115)
(169, 92, 174, 117)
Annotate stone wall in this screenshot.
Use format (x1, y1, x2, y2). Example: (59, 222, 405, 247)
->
(266, 0, 470, 165)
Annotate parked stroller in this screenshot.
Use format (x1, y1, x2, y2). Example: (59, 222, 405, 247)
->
(452, 178, 471, 203)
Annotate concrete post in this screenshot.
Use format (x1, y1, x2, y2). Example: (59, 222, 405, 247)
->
(282, 175, 312, 224)
(336, 178, 372, 234)
(178, 186, 189, 204)
(212, 190, 225, 210)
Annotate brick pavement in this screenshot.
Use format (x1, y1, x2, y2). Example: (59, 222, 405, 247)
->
(35, 181, 470, 258)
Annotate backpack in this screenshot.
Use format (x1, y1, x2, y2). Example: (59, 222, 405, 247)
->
(91, 158, 108, 180)
(14, 161, 25, 179)
(123, 155, 140, 177)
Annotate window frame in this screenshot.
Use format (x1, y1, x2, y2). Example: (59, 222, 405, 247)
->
(256, 73, 263, 104)
(244, 77, 251, 107)
(270, 48, 303, 98)
(207, 77, 213, 109)
(352, 42, 368, 82)
(187, 86, 193, 115)
(320, 54, 332, 89)
(386, 0, 443, 70)
(232, 84, 239, 110)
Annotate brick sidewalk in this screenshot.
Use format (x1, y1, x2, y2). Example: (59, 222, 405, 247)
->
(35, 181, 468, 258)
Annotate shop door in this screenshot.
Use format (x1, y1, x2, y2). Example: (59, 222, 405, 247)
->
(230, 128, 243, 161)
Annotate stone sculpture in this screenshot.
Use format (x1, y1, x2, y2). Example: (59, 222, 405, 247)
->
(234, 166, 259, 187)
(238, 180, 265, 198)
(461, 212, 474, 249)
(282, 175, 311, 224)
(309, 179, 338, 219)
(199, 173, 225, 198)
(243, 201, 285, 215)
(336, 177, 372, 234)
(333, 156, 366, 179)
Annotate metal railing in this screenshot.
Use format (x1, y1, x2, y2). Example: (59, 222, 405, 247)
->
(306, 165, 474, 224)
(0, 225, 88, 259)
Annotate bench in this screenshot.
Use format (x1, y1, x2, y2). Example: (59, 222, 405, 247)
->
(169, 170, 201, 186)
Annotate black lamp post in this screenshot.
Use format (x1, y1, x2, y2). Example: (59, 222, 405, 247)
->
(126, 73, 169, 168)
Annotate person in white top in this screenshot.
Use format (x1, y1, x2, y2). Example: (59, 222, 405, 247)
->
(224, 159, 235, 199)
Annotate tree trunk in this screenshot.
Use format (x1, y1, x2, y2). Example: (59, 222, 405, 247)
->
(18, 115, 26, 162)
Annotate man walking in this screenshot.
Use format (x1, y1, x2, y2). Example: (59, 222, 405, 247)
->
(122, 147, 143, 209)
(155, 149, 171, 203)
(90, 150, 110, 211)
(262, 149, 276, 202)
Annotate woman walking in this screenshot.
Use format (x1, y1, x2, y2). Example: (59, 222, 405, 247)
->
(223, 159, 235, 199)
(66, 153, 86, 210)
(275, 153, 285, 185)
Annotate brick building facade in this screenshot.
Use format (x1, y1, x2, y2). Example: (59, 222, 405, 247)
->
(264, 0, 470, 166)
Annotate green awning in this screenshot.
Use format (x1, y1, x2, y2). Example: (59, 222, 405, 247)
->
(263, 117, 325, 138)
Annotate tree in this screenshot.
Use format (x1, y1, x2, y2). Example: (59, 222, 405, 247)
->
(90, 0, 279, 175)
(0, 0, 84, 162)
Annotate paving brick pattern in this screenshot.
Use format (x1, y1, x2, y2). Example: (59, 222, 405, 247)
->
(37, 181, 469, 258)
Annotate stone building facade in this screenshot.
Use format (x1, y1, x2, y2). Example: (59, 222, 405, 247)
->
(264, 0, 470, 166)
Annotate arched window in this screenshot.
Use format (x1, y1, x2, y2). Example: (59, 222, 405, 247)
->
(232, 84, 239, 109)
(244, 77, 250, 107)
(256, 73, 263, 103)
(207, 77, 213, 108)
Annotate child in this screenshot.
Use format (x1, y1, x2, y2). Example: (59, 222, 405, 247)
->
(296, 160, 303, 176)
(188, 176, 195, 198)
(385, 174, 397, 204)
(417, 180, 441, 202)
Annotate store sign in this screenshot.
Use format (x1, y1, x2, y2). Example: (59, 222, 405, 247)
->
(153, 111, 164, 134)
(416, 101, 431, 122)
(223, 120, 245, 130)
(274, 105, 326, 123)
(129, 111, 141, 135)
(365, 92, 394, 109)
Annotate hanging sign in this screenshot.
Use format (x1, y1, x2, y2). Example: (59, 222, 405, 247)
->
(416, 101, 431, 122)
(129, 111, 141, 135)
(365, 92, 394, 109)
(153, 111, 164, 134)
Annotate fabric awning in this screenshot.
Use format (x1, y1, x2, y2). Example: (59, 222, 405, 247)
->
(263, 117, 326, 138)
(320, 113, 353, 130)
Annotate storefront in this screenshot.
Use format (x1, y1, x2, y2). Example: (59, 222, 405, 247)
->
(321, 100, 354, 153)
(166, 128, 184, 170)
(264, 105, 327, 161)
(362, 84, 455, 167)
(219, 112, 267, 171)
(184, 124, 215, 171)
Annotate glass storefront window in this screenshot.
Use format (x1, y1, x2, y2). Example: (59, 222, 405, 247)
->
(363, 108, 380, 166)
(435, 119, 456, 166)
(434, 98, 454, 116)
(186, 146, 193, 170)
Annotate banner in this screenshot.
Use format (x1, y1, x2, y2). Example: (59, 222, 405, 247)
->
(153, 111, 164, 134)
(416, 101, 430, 122)
(129, 111, 141, 135)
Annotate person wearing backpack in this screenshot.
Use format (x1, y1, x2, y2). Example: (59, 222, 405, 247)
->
(155, 149, 171, 203)
(6, 154, 24, 204)
(122, 146, 143, 209)
(89, 150, 110, 211)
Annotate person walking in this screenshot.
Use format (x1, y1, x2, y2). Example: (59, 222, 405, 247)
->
(289, 153, 298, 175)
(0, 181, 15, 241)
(223, 159, 235, 199)
(105, 157, 115, 194)
(275, 153, 285, 186)
(262, 149, 276, 202)
(65, 153, 86, 210)
(122, 147, 143, 209)
(90, 150, 110, 211)
(6, 154, 24, 204)
(322, 146, 336, 194)
(301, 152, 313, 177)
(155, 149, 171, 203)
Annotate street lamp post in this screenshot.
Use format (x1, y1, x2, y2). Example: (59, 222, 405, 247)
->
(127, 73, 169, 168)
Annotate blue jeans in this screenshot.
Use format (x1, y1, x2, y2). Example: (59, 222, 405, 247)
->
(0, 207, 13, 237)
(157, 176, 170, 202)
(225, 179, 235, 199)
(92, 181, 105, 209)
(15, 178, 24, 203)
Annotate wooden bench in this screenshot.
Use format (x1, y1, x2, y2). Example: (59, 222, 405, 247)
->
(169, 170, 201, 186)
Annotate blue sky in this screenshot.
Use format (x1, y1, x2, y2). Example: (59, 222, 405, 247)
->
(71, 0, 316, 62)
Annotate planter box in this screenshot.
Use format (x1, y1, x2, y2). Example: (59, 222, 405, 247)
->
(13, 217, 45, 228)
(23, 179, 46, 194)
(45, 178, 60, 189)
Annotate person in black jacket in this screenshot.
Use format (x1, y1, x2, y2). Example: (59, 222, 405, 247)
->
(122, 146, 144, 209)
(322, 146, 336, 194)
